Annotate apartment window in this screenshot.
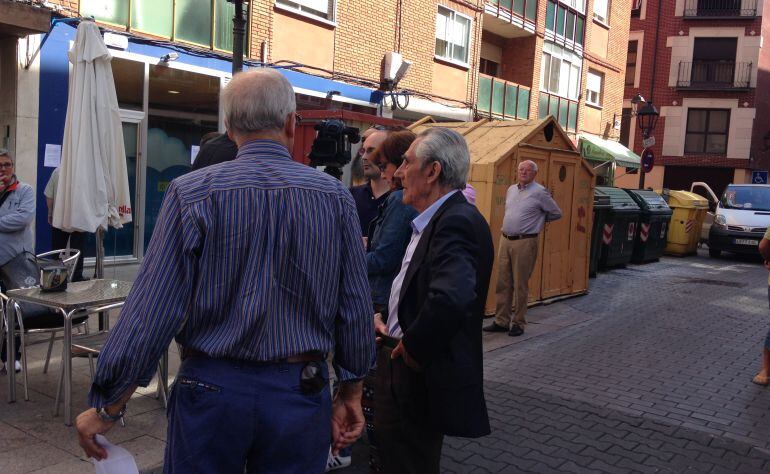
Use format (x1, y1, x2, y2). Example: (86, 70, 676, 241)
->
(276, 0, 335, 21)
(81, 0, 247, 52)
(594, 0, 610, 23)
(436, 6, 472, 65)
(619, 107, 632, 146)
(540, 42, 581, 100)
(480, 58, 500, 77)
(631, 0, 642, 17)
(586, 70, 603, 107)
(685, 109, 730, 154)
(560, 0, 586, 13)
(625, 40, 638, 86)
(546, 0, 586, 46)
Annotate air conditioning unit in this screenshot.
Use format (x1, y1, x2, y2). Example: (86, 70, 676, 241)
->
(380, 52, 412, 91)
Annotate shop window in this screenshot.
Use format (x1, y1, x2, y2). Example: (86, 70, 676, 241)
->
(594, 0, 610, 24)
(685, 109, 730, 154)
(435, 6, 472, 65)
(625, 40, 638, 86)
(586, 70, 603, 107)
(275, 0, 335, 22)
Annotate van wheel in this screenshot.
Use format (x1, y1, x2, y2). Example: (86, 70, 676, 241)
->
(709, 248, 721, 258)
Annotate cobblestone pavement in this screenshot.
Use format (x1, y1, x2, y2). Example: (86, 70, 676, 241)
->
(349, 250, 770, 473)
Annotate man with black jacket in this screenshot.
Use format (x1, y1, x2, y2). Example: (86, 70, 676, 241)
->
(374, 127, 494, 473)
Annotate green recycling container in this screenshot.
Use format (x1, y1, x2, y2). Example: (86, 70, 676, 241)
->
(624, 189, 673, 264)
(596, 186, 641, 270)
(589, 193, 611, 278)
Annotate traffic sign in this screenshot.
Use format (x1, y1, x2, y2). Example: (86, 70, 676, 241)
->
(642, 136, 656, 148)
(641, 149, 655, 173)
(752, 170, 768, 184)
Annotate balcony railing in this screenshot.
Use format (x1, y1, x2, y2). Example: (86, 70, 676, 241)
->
(486, 0, 538, 22)
(538, 92, 578, 132)
(676, 61, 753, 90)
(683, 0, 758, 18)
(477, 74, 531, 121)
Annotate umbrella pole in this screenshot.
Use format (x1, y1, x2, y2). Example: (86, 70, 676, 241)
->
(96, 228, 108, 331)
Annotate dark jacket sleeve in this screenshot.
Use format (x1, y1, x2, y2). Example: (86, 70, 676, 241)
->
(366, 195, 417, 275)
(401, 211, 480, 366)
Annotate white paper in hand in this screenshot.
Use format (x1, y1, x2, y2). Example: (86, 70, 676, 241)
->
(91, 435, 139, 474)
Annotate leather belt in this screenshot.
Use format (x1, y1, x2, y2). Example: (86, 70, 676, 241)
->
(502, 233, 538, 241)
(182, 347, 325, 365)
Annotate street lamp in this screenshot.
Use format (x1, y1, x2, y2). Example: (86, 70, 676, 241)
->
(227, 0, 247, 75)
(635, 99, 659, 189)
(636, 101, 659, 139)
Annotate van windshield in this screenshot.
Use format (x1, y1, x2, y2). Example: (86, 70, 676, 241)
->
(721, 185, 770, 211)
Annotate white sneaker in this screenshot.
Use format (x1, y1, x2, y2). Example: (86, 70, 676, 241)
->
(325, 450, 352, 472)
(14, 360, 21, 373)
(0, 361, 21, 374)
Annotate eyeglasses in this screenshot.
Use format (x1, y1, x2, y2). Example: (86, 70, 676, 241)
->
(0, 163, 13, 169)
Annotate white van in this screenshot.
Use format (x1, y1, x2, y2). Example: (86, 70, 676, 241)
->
(690, 182, 770, 257)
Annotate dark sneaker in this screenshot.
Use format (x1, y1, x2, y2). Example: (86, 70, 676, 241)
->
(508, 324, 524, 337)
(483, 322, 508, 333)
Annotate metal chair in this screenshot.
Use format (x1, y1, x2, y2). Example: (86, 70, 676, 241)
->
(54, 328, 170, 415)
(0, 249, 87, 400)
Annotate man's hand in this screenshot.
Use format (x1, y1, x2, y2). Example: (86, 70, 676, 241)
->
(330, 382, 365, 455)
(373, 313, 387, 345)
(391, 340, 421, 371)
(764, 259, 770, 271)
(75, 409, 114, 460)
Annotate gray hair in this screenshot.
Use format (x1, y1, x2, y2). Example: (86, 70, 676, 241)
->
(222, 68, 296, 134)
(520, 160, 538, 173)
(414, 128, 470, 190)
(0, 149, 11, 162)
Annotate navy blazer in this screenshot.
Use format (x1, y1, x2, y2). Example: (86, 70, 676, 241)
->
(398, 191, 494, 438)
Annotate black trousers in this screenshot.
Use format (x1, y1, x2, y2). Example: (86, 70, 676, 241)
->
(375, 344, 443, 474)
(51, 227, 87, 281)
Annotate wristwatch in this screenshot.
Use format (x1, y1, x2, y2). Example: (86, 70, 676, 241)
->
(96, 405, 126, 425)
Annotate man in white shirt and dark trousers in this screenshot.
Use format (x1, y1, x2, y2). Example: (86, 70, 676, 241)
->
(484, 160, 561, 337)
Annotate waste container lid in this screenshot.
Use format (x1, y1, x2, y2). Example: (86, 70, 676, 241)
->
(624, 189, 673, 214)
(665, 190, 709, 209)
(595, 186, 640, 212)
(593, 194, 611, 208)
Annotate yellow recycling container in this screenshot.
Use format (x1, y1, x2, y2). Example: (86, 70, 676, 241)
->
(665, 190, 709, 256)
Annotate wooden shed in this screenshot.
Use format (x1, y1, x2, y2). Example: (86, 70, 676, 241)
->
(411, 117, 595, 314)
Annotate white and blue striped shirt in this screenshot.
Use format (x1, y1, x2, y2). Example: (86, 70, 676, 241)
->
(89, 140, 375, 407)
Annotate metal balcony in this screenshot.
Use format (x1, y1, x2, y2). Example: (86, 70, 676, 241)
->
(484, 0, 538, 36)
(683, 0, 758, 18)
(676, 61, 753, 90)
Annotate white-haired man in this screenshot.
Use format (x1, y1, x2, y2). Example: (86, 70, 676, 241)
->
(75, 69, 375, 472)
(484, 159, 561, 337)
(374, 128, 494, 473)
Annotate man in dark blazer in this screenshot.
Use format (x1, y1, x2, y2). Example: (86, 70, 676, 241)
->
(374, 127, 494, 473)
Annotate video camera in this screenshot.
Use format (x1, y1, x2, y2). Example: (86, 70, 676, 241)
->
(309, 119, 360, 180)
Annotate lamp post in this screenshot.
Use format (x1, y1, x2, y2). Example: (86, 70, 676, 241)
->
(227, 0, 246, 75)
(636, 100, 659, 189)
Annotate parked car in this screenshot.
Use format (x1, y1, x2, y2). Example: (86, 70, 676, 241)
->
(691, 182, 770, 258)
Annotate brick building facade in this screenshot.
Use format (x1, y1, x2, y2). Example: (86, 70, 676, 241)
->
(616, 0, 767, 195)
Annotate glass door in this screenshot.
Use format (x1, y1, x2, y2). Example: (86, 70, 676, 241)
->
(84, 119, 143, 261)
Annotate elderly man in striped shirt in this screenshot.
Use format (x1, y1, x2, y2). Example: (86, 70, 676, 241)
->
(75, 69, 375, 473)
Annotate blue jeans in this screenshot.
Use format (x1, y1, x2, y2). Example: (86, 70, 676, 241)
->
(165, 356, 331, 473)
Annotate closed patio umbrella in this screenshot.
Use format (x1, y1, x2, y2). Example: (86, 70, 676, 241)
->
(52, 19, 131, 275)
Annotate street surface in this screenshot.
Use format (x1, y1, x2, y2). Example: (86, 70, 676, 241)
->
(350, 249, 770, 473)
(2, 250, 770, 473)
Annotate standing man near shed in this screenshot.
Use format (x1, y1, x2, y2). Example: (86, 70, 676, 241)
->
(484, 160, 561, 337)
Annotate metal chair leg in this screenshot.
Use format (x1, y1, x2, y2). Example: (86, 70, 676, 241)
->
(54, 360, 63, 417)
(20, 332, 29, 401)
(43, 332, 56, 374)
